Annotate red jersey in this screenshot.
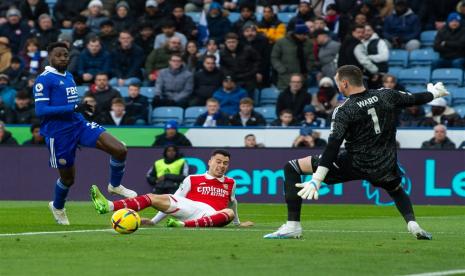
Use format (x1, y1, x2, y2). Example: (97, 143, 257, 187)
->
(176, 173, 236, 211)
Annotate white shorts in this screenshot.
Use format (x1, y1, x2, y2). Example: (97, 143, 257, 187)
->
(166, 195, 217, 221)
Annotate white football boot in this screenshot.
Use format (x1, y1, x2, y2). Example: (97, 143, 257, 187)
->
(107, 184, 137, 198)
(48, 201, 70, 225)
(407, 221, 432, 240)
(264, 222, 303, 239)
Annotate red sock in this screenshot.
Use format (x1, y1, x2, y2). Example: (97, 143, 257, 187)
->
(184, 211, 232, 227)
(113, 195, 152, 211)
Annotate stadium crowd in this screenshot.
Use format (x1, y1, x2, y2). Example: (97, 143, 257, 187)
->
(1, 0, 465, 148)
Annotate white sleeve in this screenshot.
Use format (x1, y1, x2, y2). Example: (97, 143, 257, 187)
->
(228, 181, 240, 225)
(368, 39, 389, 63)
(354, 44, 378, 74)
(173, 176, 191, 198)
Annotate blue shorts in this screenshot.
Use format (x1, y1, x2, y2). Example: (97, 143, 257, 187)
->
(46, 121, 106, 168)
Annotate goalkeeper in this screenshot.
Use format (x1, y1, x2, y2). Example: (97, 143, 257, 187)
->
(265, 65, 450, 240)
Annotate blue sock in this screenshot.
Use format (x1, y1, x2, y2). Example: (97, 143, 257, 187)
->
(53, 179, 69, 209)
(109, 157, 126, 187)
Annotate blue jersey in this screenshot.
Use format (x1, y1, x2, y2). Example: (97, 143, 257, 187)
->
(34, 66, 86, 137)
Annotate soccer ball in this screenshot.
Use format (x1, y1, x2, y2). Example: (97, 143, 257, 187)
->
(111, 208, 141, 234)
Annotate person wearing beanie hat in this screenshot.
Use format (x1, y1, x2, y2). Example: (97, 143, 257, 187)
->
(112, 1, 133, 33)
(206, 2, 232, 45)
(432, 11, 465, 71)
(152, 120, 192, 147)
(1, 8, 31, 55)
(287, 0, 315, 32)
(85, 0, 109, 33)
(311, 76, 338, 118)
(232, 2, 257, 34)
(300, 104, 326, 128)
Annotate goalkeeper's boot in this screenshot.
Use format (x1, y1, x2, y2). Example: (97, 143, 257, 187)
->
(49, 201, 70, 225)
(90, 185, 110, 214)
(263, 222, 302, 239)
(108, 184, 137, 198)
(167, 218, 185, 228)
(407, 221, 432, 240)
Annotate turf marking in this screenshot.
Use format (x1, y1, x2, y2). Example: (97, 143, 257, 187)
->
(402, 269, 465, 276)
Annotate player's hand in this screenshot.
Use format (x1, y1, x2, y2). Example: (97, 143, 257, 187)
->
(238, 221, 254, 227)
(296, 179, 321, 200)
(74, 102, 93, 114)
(427, 82, 450, 98)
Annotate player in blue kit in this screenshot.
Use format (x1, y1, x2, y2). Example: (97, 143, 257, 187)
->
(34, 42, 137, 225)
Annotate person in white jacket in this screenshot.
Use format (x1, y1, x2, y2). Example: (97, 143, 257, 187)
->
(354, 24, 389, 77)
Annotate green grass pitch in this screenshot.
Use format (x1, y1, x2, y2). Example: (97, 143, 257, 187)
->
(1, 201, 464, 276)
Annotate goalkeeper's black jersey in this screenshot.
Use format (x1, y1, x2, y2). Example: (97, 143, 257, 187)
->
(327, 88, 417, 178)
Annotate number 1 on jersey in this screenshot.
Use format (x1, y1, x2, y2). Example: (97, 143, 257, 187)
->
(368, 107, 381, 134)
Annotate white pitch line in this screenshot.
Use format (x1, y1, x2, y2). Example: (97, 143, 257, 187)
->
(0, 227, 464, 237)
(402, 269, 465, 276)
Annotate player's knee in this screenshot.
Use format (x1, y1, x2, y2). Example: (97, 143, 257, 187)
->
(113, 142, 127, 159)
(60, 177, 74, 187)
(284, 162, 297, 177)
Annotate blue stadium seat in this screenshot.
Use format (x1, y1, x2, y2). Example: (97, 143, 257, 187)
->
(76, 86, 88, 96)
(409, 48, 439, 67)
(404, 84, 425, 93)
(140, 87, 155, 100)
(254, 106, 277, 123)
(184, 106, 206, 126)
(228, 13, 240, 22)
(186, 12, 201, 23)
(420, 30, 437, 48)
(151, 106, 184, 126)
(431, 68, 463, 86)
(259, 87, 279, 106)
(115, 86, 129, 97)
(398, 67, 431, 85)
(388, 49, 409, 67)
(449, 87, 465, 106)
(388, 66, 403, 78)
(277, 13, 295, 24)
(453, 104, 465, 117)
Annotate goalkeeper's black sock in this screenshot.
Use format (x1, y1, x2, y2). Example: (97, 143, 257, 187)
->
(284, 160, 303, 221)
(387, 185, 416, 223)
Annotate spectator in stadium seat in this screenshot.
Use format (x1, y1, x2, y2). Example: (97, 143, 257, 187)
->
(200, 39, 221, 67)
(79, 94, 101, 122)
(220, 32, 261, 97)
(206, 2, 232, 45)
(153, 53, 193, 108)
(419, 97, 462, 128)
(98, 20, 118, 52)
(300, 104, 326, 128)
(256, 5, 286, 44)
(421, 124, 456, 150)
(171, 5, 197, 41)
(145, 37, 184, 83)
(232, 3, 258, 34)
(287, 0, 316, 31)
(183, 41, 202, 72)
(398, 105, 426, 127)
(311, 77, 338, 120)
(111, 1, 133, 33)
(184, 0, 205, 13)
(213, 75, 247, 116)
(53, 0, 89, 29)
(270, 109, 298, 127)
(71, 15, 94, 51)
(432, 12, 465, 71)
(138, 0, 165, 32)
(314, 29, 340, 79)
(355, 24, 389, 88)
(194, 97, 230, 127)
(276, 73, 312, 121)
(10, 90, 35, 124)
(241, 22, 272, 88)
(190, 55, 223, 106)
(313, 17, 338, 40)
(82, 0, 109, 34)
(146, 145, 189, 195)
(98, 97, 136, 126)
(353, 2, 384, 35)
(383, 0, 421, 51)
(338, 24, 364, 69)
(0, 8, 31, 55)
(22, 122, 45, 146)
(0, 73, 16, 109)
(0, 37, 12, 74)
(110, 30, 144, 87)
(77, 36, 112, 85)
(31, 14, 60, 51)
(124, 83, 149, 125)
(135, 21, 156, 60)
(154, 19, 188, 50)
(19, 0, 50, 29)
(244, 133, 265, 148)
(271, 21, 315, 91)
(230, 97, 266, 127)
(85, 72, 122, 114)
(152, 120, 192, 147)
(19, 38, 47, 75)
(0, 120, 18, 145)
(0, 96, 13, 123)
(4, 57, 29, 91)
(382, 74, 406, 91)
(292, 126, 327, 148)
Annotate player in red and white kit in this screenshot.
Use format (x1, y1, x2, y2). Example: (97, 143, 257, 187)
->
(90, 149, 253, 227)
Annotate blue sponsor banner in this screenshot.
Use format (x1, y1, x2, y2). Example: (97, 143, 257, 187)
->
(0, 148, 463, 205)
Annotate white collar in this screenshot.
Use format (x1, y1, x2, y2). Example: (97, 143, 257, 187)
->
(45, 66, 67, 77)
(204, 172, 225, 182)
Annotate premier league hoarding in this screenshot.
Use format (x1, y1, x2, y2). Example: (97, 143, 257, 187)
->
(0, 148, 464, 205)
